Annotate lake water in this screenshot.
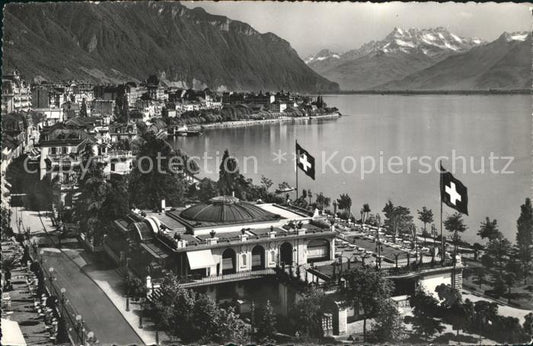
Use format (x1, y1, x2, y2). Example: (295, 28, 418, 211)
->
(172, 95, 531, 244)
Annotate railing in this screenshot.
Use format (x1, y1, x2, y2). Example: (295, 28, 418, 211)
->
(180, 268, 276, 288)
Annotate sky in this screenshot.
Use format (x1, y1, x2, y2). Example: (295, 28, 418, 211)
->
(183, 1, 531, 57)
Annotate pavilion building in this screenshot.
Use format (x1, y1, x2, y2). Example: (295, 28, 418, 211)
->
(105, 196, 336, 285)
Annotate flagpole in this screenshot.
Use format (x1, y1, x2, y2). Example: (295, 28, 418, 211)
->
(295, 140, 299, 200)
(440, 160, 444, 265)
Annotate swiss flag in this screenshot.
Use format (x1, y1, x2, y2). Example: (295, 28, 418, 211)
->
(296, 142, 315, 180)
(440, 165, 468, 215)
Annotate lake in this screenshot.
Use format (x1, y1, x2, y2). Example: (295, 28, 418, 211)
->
(172, 94, 531, 244)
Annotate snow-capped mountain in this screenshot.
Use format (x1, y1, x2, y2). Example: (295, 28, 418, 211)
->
(307, 27, 485, 90)
(377, 27, 482, 56)
(378, 31, 531, 90)
(501, 31, 530, 42)
(304, 49, 340, 64)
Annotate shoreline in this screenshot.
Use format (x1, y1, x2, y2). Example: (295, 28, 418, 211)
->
(199, 112, 341, 130)
(325, 89, 531, 95)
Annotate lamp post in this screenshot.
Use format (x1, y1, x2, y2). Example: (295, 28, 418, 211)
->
(375, 243, 383, 269)
(87, 331, 95, 346)
(75, 314, 83, 343)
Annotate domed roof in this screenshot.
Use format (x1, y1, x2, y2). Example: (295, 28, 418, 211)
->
(180, 196, 280, 225)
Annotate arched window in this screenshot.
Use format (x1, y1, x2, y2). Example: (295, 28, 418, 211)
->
(270, 250, 276, 263)
(242, 253, 247, 266)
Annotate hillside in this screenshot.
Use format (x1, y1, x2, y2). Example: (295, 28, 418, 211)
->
(2, 2, 338, 93)
(377, 32, 531, 90)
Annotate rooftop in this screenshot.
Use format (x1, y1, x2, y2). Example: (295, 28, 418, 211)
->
(175, 196, 283, 227)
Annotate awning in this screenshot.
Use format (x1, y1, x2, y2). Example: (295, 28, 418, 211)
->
(1, 319, 26, 346)
(187, 250, 216, 270)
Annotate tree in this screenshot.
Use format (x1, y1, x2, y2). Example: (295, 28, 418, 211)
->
(254, 300, 276, 342)
(151, 273, 249, 344)
(260, 175, 273, 192)
(362, 203, 371, 224)
(218, 149, 240, 196)
(101, 174, 129, 225)
(485, 234, 512, 276)
(472, 242, 484, 261)
(418, 207, 434, 238)
(126, 277, 148, 300)
(196, 178, 219, 202)
(523, 312, 533, 337)
(478, 217, 501, 241)
(315, 192, 331, 211)
(215, 306, 249, 344)
(289, 287, 328, 339)
(435, 283, 462, 308)
(516, 198, 533, 284)
(435, 284, 468, 336)
(337, 194, 352, 219)
(371, 299, 404, 342)
(474, 266, 486, 288)
(503, 271, 517, 304)
(471, 300, 498, 333)
(79, 98, 87, 117)
(383, 201, 414, 241)
(129, 131, 187, 209)
(409, 288, 445, 341)
(1, 206, 14, 239)
(444, 213, 468, 260)
(161, 106, 169, 119)
(340, 267, 394, 342)
(192, 293, 221, 342)
(74, 154, 113, 246)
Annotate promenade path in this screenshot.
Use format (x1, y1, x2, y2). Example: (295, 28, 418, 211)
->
(462, 290, 532, 323)
(41, 249, 143, 345)
(62, 248, 161, 345)
(12, 206, 144, 345)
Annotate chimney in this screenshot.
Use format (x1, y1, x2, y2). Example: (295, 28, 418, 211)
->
(161, 199, 166, 211)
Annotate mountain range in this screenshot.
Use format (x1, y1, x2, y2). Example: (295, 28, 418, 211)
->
(306, 27, 531, 91)
(2, 2, 338, 93)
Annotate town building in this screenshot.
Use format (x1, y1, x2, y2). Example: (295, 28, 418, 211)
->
(124, 83, 148, 109)
(2, 71, 32, 115)
(91, 99, 115, 117)
(109, 123, 138, 143)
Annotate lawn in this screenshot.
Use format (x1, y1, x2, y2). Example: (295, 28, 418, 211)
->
(462, 258, 533, 310)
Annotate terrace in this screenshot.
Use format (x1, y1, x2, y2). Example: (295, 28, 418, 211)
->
(155, 223, 334, 252)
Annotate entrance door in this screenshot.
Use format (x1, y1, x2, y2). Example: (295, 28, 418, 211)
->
(222, 248, 236, 275)
(251, 245, 265, 270)
(280, 242, 293, 266)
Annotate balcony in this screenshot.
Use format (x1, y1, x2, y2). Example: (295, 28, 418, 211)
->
(180, 268, 276, 288)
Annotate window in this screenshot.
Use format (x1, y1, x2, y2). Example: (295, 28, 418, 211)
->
(271, 251, 276, 263)
(111, 163, 116, 172)
(51, 147, 57, 154)
(62, 147, 68, 154)
(241, 254, 247, 266)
